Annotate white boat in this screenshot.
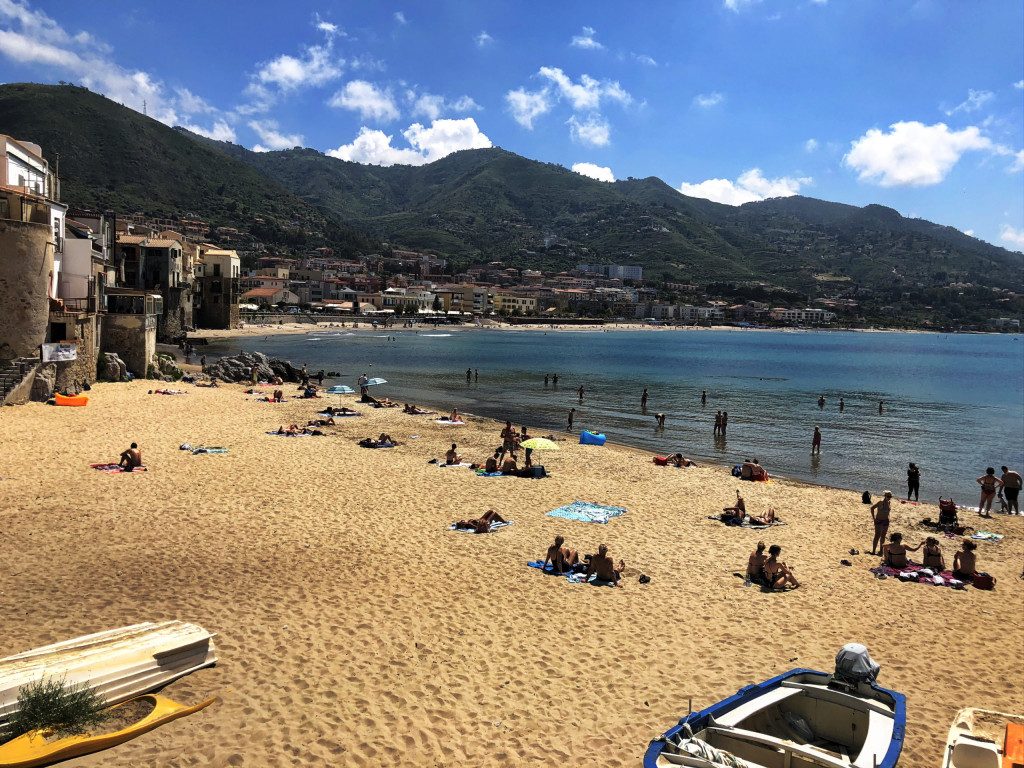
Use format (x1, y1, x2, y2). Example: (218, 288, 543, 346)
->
(943, 707, 1024, 768)
(645, 645, 905, 768)
(0, 621, 217, 725)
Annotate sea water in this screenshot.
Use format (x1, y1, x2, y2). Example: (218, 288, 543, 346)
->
(213, 328, 1024, 502)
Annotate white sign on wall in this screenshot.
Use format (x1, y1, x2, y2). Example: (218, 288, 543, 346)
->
(42, 342, 78, 362)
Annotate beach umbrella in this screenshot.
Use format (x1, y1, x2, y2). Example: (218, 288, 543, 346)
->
(326, 385, 356, 395)
(364, 377, 388, 386)
(521, 437, 560, 451)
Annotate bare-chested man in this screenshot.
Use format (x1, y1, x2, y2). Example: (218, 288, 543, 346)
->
(500, 453, 519, 475)
(484, 450, 500, 473)
(746, 541, 768, 583)
(999, 465, 1021, 515)
(118, 442, 142, 469)
(870, 491, 892, 555)
(544, 535, 578, 574)
(582, 543, 625, 587)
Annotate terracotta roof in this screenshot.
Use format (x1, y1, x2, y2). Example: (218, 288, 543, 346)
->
(145, 239, 181, 248)
(241, 288, 282, 298)
(117, 235, 146, 245)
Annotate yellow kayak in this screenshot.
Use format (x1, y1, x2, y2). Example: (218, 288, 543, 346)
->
(0, 694, 215, 768)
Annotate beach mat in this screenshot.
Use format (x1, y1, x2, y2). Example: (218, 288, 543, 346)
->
(971, 531, 1004, 542)
(546, 500, 626, 524)
(265, 431, 311, 436)
(435, 419, 466, 425)
(707, 514, 787, 529)
(90, 463, 147, 473)
(448, 521, 514, 533)
(869, 562, 967, 588)
(527, 560, 616, 586)
(318, 412, 362, 418)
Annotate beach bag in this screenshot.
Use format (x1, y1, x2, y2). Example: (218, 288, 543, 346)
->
(654, 456, 669, 466)
(862, 491, 872, 504)
(972, 573, 995, 590)
(526, 465, 547, 478)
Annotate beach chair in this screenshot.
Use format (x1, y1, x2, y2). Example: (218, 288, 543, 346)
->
(939, 498, 959, 529)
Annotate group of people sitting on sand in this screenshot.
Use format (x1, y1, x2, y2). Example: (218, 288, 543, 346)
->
(721, 491, 778, 525)
(544, 536, 626, 587)
(880, 532, 978, 581)
(738, 458, 769, 481)
(746, 541, 800, 590)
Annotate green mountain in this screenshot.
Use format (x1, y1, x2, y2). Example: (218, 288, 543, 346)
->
(2, 82, 1021, 320)
(0, 83, 380, 257)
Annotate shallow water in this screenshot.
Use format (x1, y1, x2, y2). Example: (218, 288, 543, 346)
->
(213, 328, 1024, 501)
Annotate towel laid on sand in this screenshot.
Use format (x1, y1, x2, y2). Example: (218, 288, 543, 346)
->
(869, 562, 966, 587)
(90, 463, 148, 473)
(265, 431, 311, 436)
(707, 514, 787, 529)
(546, 500, 626, 524)
(476, 470, 510, 477)
(971, 531, 1004, 542)
(448, 521, 514, 533)
(527, 560, 616, 586)
(318, 412, 361, 418)
(435, 419, 465, 425)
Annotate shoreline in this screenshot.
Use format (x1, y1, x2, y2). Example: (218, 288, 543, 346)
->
(1, 381, 1021, 766)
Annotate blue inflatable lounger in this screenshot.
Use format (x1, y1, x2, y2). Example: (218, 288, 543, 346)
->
(579, 430, 606, 446)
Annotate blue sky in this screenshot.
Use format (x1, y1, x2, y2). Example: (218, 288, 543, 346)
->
(1, 0, 1021, 251)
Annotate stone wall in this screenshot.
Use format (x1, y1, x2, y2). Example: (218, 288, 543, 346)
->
(158, 285, 192, 342)
(101, 313, 155, 378)
(52, 314, 100, 393)
(0, 219, 52, 360)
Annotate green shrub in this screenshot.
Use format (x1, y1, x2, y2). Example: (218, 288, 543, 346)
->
(2, 676, 109, 742)
(96, 353, 108, 381)
(146, 364, 157, 379)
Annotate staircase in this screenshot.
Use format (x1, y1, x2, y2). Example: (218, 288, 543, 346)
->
(0, 356, 40, 405)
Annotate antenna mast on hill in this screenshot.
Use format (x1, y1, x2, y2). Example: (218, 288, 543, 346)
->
(143, 100, 147, 116)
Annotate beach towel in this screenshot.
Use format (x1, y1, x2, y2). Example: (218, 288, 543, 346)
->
(192, 447, 229, 454)
(90, 463, 147, 473)
(475, 470, 510, 477)
(439, 462, 475, 468)
(869, 562, 967, 588)
(707, 514, 787, 529)
(526, 560, 616, 586)
(448, 521, 514, 533)
(358, 441, 396, 448)
(546, 500, 626, 524)
(971, 531, 1004, 542)
(435, 419, 465, 425)
(318, 412, 361, 418)
(265, 431, 311, 436)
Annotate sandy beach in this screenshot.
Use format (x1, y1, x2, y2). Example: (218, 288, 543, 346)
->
(1, 381, 1021, 767)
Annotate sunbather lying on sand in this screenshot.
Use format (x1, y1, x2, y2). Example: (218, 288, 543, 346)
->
(453, 510, 508, 533)
(308, 417, 335, 427)
(581, 543, 625, 587)
(749, 508, 777, 525)
(669, 453, 697, 467)
(544, 535, 579, 575)
(278, 424, 302, 435)
(403, 403, 433, 414)
(722, 490, 746, 520)
(149, 388, 187, 395)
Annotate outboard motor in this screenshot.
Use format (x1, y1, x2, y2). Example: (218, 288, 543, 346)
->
(831, 643, 880, 689)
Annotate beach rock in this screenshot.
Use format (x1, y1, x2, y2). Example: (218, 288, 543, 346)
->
(204, 351, 300, 383)
(99, 353, 128, 382)
(31, 364, 55, 400)
(156, 355, 183, 379)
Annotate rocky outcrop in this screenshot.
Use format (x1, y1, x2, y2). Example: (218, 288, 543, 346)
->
(98, 352, 128, 382)
(155, 354, 183, 380)
(203, 351, 301, 383)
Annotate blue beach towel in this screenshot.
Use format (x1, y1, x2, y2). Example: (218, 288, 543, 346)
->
(545, 500, 627, 524)
(527, 560, 616, 586)
(476, 470, 509, 477)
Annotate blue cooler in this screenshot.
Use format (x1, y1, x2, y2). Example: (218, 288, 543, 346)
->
(579, 430, 606, 446)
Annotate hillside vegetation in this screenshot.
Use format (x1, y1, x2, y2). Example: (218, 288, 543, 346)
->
(2, 83, 1021, 322)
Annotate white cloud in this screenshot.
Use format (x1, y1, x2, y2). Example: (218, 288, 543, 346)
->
(183, 119, 236, 142)
(945, 89, 994, 116)
(1008, 149, 1024, 173)
(567, 115, 610, 147)
(326, 118, 491, 166)
(804, 138, 819, 152)
(537, 66, 631, 110)
(723, 0, 761, 11)
(409, 91, 480, 120)
(693, 92, 724, 108)
(963, 229, 974, 236)
(678, 168, 811, 205)
(476, 30, 493, 47)
(572, 162, 614, 182)
(249, 119, 303, 151)
(1000, 224, 1024, 248)
(571, 26, 604, 50)
(254, 45, 342, 92)
(843, 121, 993, 187)
(506, 87, 552, 129)
(1015, 80, 1024, 90)
(394, 11, 407, 24)
(632, 53, 657, 66)
(175, 87, 215, 115)
(329, 80, 400, 122)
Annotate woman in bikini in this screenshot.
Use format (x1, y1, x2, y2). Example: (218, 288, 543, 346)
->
(454, 510, 507, 533)
(722, 490, 746, 521)
(870, 491, 893, 555)
(976, 468, 1003, 517)
(880, 532, 924, 569)
(921, 537, 945, 571)
(764, 545, 800, 590)
(544, 535, 579, 575)
(952, 540, 978, 581)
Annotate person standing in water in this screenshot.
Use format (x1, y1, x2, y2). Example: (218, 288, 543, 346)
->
(641, 388, 648, 409)
(812, 426, 822, 454)
(577, 385, 585, 400)
(701, 390, 707, 405)
(567, 407, 576, 431)
(839, 397, 845, 411)
(907, 462, 921, 502)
